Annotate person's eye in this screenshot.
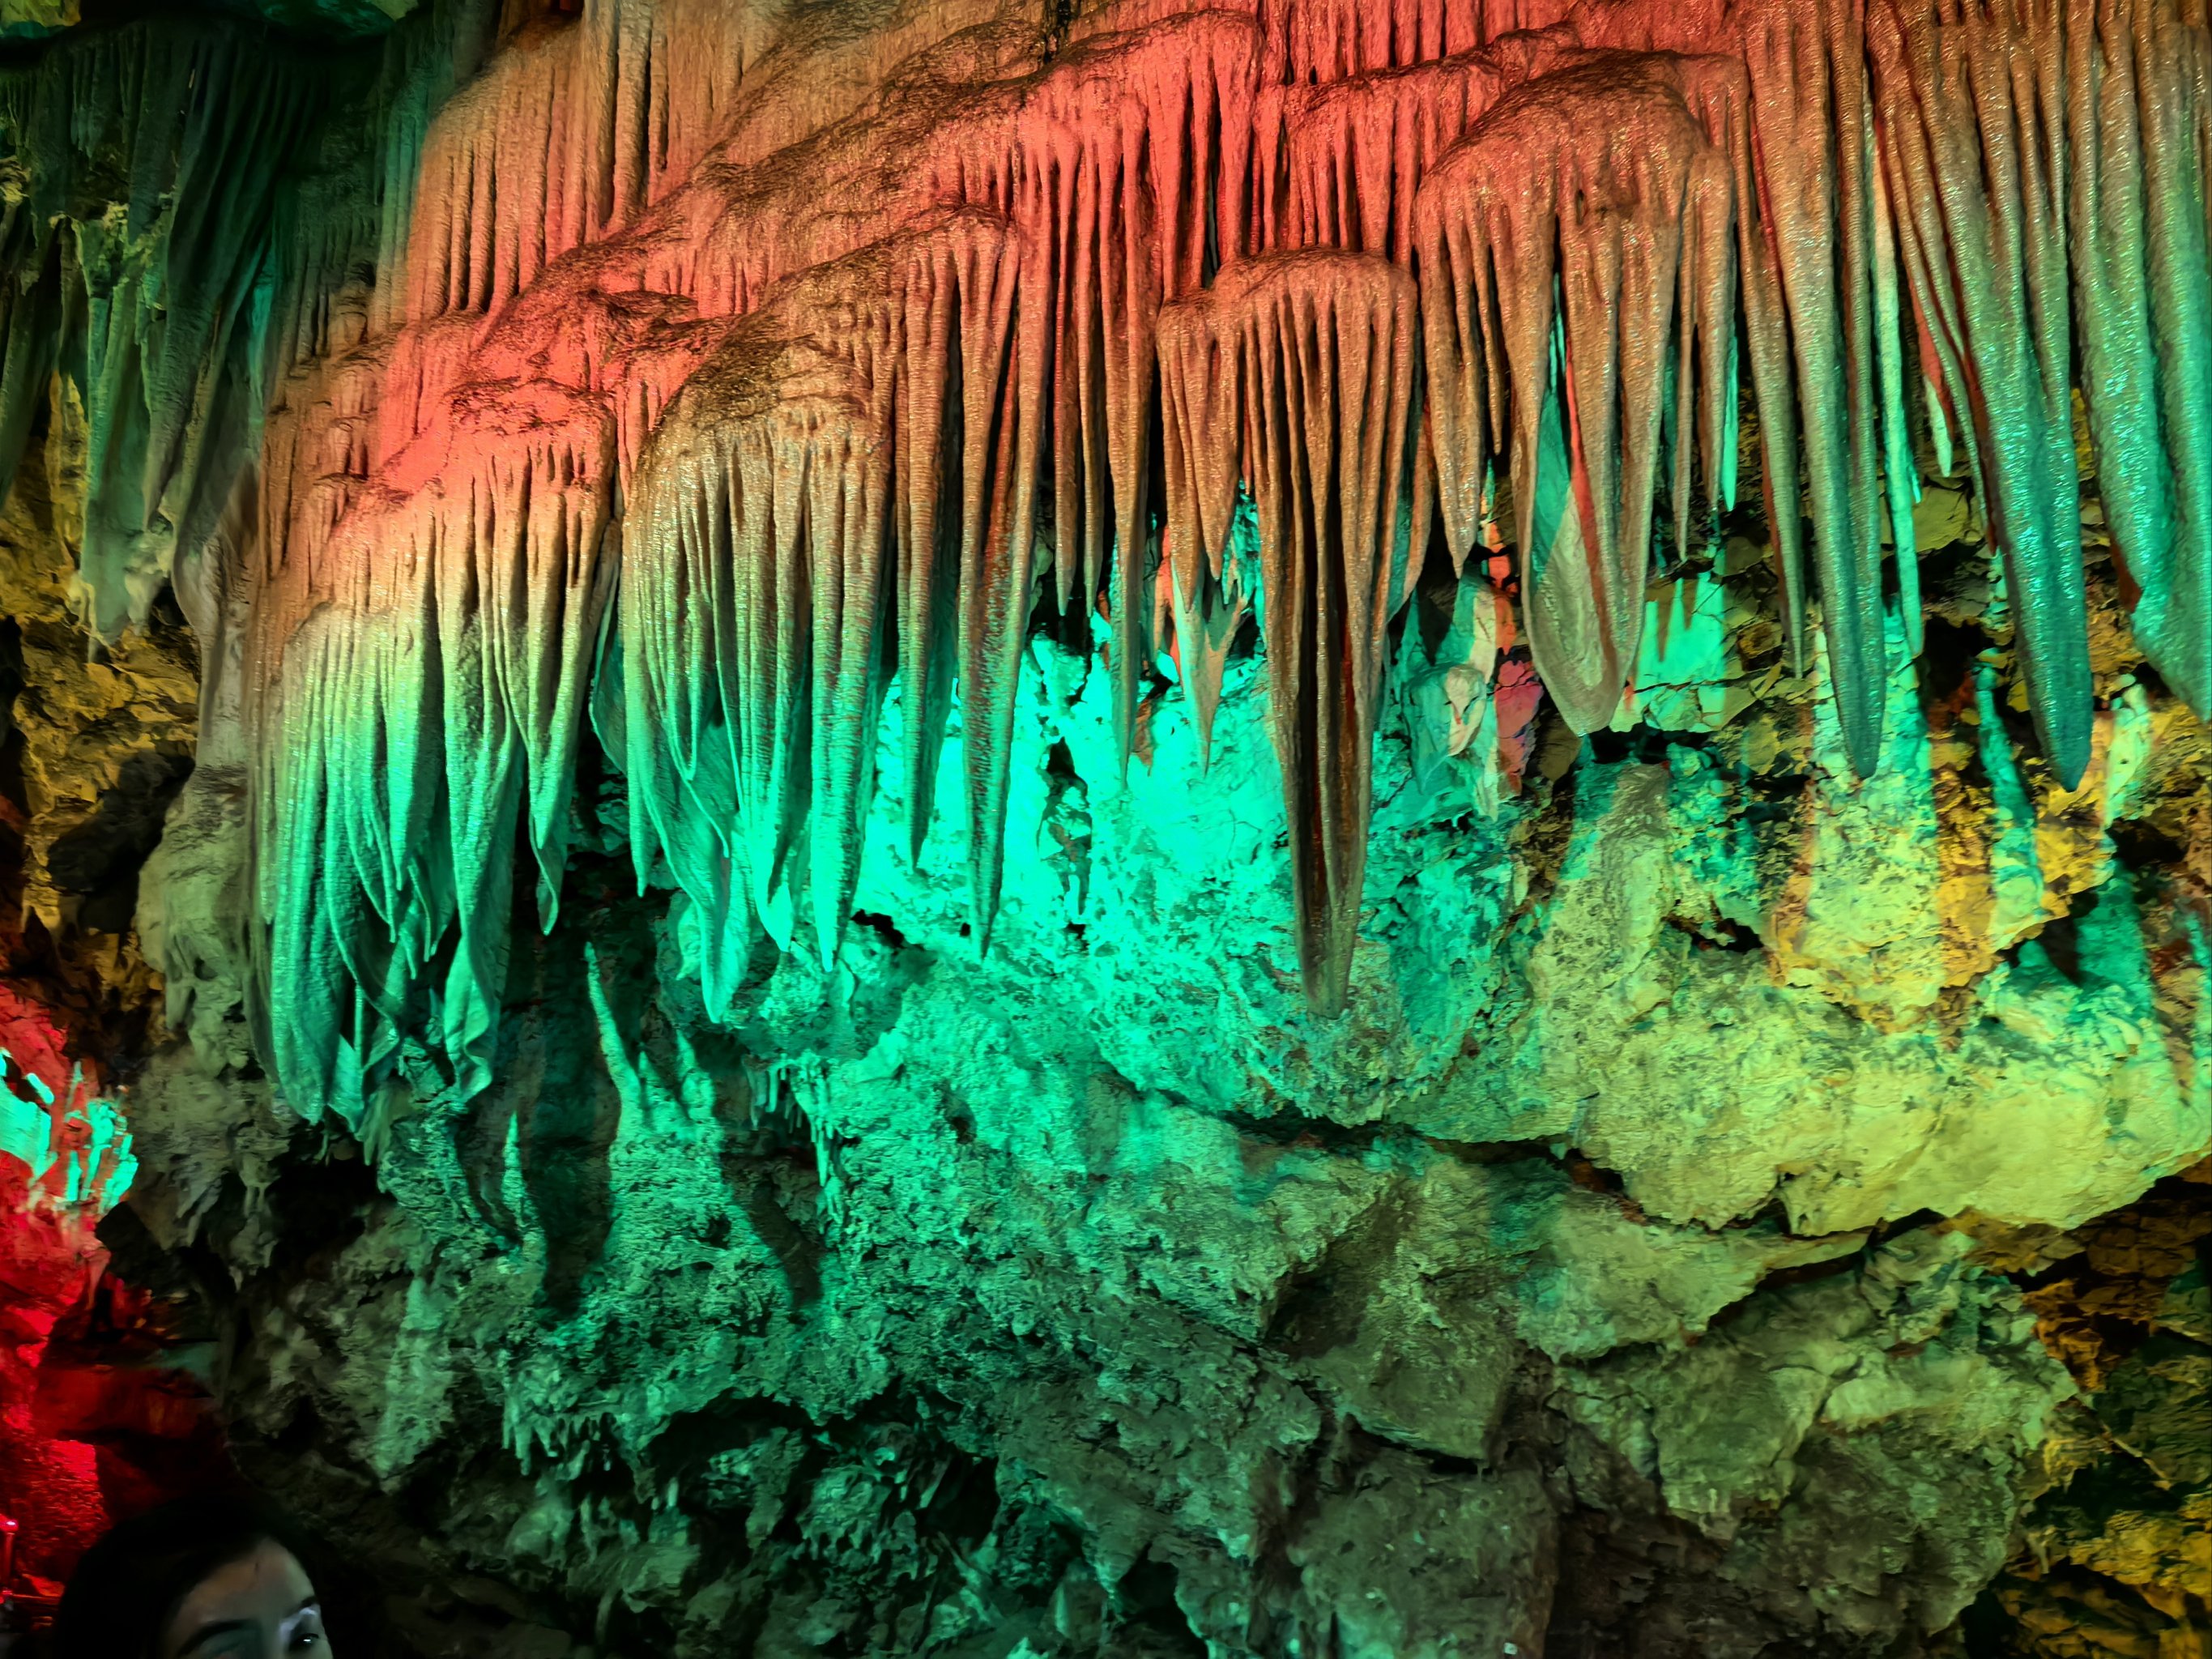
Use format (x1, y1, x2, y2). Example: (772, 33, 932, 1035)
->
(289, 1634, 322, 1652)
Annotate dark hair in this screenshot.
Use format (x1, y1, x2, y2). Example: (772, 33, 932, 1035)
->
(53, 1492, 315, 1659)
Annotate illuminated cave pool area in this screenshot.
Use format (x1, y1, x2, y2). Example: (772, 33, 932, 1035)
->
(0, 0, 2207, 1653)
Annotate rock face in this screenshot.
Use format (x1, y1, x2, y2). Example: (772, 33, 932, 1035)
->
(0, 0, 2207, 1656)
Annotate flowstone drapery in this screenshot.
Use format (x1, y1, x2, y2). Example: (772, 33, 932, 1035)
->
(0, 0, 2206, 1653)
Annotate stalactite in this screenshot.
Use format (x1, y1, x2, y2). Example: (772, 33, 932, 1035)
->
(1554, 39, 1809, 687)
(1157, 250, 1420, 1012)
(252, 394, 618, 1120)
(1255, 51, 1507, 264)
(1740, 0, 1896, 779)
(246, 240, 714, 1122)
(1258, 0, 1578, 86)
(1659, 53, 1771, 618)
(1413, 58, 1735, 737)
(622, 344, 885, 1009)
(1022, 106, 1157, 763)
(0, 0, 496, 650)
(1157, 279, 1252, 761)
(622, 213, 1040, 1008)
(399, 0, 757, 334)
(0, 243, 63, 510)
(1867, 0, 2093, 785)
(984, 12, 1261, 763)
(2056, 0, 2211, 715)
(0, 22, 326, 638)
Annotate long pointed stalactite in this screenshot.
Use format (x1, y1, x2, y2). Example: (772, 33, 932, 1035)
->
(1869, 0, 2094, 781)
(1160, 252, 1421, 1010)
(0, 0, 2206, 1116)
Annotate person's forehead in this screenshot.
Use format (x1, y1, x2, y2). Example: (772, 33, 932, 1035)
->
(187, 1541, 312, 1599)
(168, 1541, 317, 1636)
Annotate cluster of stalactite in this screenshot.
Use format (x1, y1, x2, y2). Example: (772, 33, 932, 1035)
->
(2, 0, 2208, 1117)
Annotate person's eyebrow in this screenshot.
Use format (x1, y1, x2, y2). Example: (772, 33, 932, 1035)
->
(174, 1620, 253, 1657)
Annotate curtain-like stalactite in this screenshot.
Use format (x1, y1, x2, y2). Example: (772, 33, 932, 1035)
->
(2, 0, 2208, 1116)
(1413, 57, 1737, 745)
(622, 210, 1045, 1006)
(0, 23, 324, 638)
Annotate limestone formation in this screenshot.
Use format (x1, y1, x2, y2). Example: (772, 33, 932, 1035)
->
(0, 0, 2205, 1654)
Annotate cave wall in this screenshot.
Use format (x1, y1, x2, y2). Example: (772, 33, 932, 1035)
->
(0, 0, 2207, 1653)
